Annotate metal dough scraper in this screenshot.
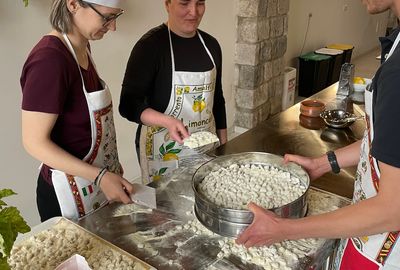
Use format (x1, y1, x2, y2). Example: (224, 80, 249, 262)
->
(130, 183, 157, 209)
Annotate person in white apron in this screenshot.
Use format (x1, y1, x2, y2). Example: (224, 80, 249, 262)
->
(119, 0, 228, 184)
(236, 1, 400, 268)
(21, 0, 133, 221)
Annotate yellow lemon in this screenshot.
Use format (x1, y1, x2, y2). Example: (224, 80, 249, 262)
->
(153, 175, 161, 181)
(192, 101, 201, 112)
(199, 100, 206, 112)
(360, 236, 369, 243)
(353, 77, 366, 85)
(163, 153, 179, 161)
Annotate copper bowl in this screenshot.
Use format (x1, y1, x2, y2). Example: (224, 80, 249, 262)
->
(300, 100, 326, 118)
(299, 114, 325, 130)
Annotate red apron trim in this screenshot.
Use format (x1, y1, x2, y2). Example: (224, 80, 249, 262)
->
(87, 104, 112, 164)
(365, 114, 380, 192)
(340, 239, 380, 270)
(377, 231, 400, 265)
(66, 174, 86, 218)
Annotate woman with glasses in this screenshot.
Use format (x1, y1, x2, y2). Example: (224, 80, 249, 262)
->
(119, 0, 227, 184)
(21, 0, 133, 222)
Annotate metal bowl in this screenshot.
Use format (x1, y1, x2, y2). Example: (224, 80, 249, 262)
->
(320, 109, 358, 128)
(192, 152, 310, 237)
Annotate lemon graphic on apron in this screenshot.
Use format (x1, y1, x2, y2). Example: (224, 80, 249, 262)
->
(163, 153, 179, 161)
(159, 141, 181, 161)
(193, 95, 206, 112)
(152, 167, 167, 181)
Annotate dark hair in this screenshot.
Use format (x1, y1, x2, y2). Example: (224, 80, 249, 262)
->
(49, 0, 88, 33)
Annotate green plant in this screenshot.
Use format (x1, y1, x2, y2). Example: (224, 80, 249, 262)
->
(0, 189, 30, 270)
(23, 0, 29, 7)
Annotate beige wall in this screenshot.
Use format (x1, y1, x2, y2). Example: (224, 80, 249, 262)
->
(0, 0, 386, 226)
(286, 0, 388, 67)
(0, 0, 236, 226)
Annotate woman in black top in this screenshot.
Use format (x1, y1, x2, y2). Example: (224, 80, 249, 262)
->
(119, 0, 227, 183)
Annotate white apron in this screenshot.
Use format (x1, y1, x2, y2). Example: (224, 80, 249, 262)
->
(139, 27, 217, 184)
(51, 34, 122, 220)
(333, 32, 400, 270)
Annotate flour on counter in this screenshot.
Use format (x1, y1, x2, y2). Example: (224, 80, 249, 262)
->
(121, 189, 348, 270)
(183, 131, 219, 149)
(8, 219, 148, 270)
(198, 164, 307, 210)
(178, 218, 320, 270)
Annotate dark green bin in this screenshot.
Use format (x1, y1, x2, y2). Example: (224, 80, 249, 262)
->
(298, 52, 332, 97)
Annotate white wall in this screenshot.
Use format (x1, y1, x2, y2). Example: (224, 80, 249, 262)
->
(0, 0, 236, 226)
(286, 0, 389, 67)
(0, 0, 388, 226)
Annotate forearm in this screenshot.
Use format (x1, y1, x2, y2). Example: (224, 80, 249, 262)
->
(22, 111, 102, 181)
(283, 161, 400, 240)
(283, 195, 400, 241)
(314, 140, 362, 176)
(217, 129, 227, 144)
(140, 108, 174, 128)
(23, 138, 100, 182)
(335, 139, 362, 169)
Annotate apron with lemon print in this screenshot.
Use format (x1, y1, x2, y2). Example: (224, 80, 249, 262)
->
(139, 28, 217, 184)
(333, 31, 400, 270)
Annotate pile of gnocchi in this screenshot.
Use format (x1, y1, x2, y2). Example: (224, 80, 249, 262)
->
(183, 131, 219, 149)
(8, 219, 149, 270)
(198, 163, 307, 210)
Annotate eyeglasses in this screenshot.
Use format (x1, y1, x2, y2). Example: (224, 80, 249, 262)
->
(84, 2, 124, 27)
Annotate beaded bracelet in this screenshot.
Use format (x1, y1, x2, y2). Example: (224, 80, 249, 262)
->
(94, 167, 108, 186)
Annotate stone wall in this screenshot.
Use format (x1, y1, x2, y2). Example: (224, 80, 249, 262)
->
(234, 0, 289, 129)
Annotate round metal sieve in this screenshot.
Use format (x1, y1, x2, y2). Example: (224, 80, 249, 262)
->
(192, 152, 310, 237)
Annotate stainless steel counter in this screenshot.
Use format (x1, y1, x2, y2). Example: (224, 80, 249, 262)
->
(79, 84, 360, 269)
(211, 84, 365, 199)
(79, 165, 350, 270)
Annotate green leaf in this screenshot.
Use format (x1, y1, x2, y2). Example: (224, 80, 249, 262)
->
(159, 167, 168, 174)
(0, 221, 13, 257)
(0, 234, 5, 257)
(0, 256, 11, 270)
(159, 145, 166, 156)
(165, 141, 175, 151)
(0, 189, 30, 270)
(0, 190, 16, 200)
(0, 207, 30, 235)
(0, 200, 6, 210)
(168, 149, 182, 154)
(23, 0, 29, 7)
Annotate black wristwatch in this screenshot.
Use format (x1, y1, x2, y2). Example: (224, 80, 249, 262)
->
(326, 151, 340, 174)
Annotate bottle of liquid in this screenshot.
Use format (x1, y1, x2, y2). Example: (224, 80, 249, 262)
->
(337, 63, 355, 97)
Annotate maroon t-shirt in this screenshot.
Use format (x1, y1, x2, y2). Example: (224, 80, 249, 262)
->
(21, 35, 102, 184)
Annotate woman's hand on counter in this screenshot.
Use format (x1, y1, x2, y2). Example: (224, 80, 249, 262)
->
(283, 154, 330, 180)
(100, 172, 134, 204)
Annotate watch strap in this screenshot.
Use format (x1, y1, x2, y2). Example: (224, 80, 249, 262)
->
(327, 151, 340, 174)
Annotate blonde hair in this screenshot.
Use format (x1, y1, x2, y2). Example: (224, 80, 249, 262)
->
(49, 0, 88, 33)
